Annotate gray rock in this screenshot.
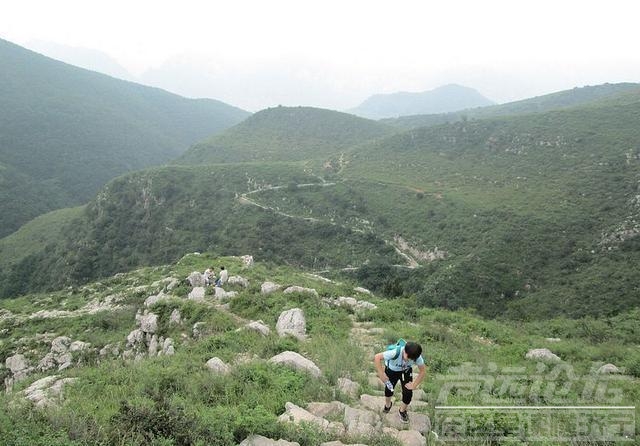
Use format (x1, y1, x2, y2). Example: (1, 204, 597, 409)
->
(188, 286, 206, 301)
(169, 309, 182, 325)
(283, 286, 318, 297)
(359, 394, 387, 412)
(6, 354, 29, 375)
(278, 402, 342, 435)
(214, 287, 237, 299)
(51, 336, 71, 354)
(383, 411, 430, 433)
(69, 341, 91, 352)
(354, 287, 372, 295)
(126, 329, 144, 347)
(148, 335, 159, 356)
(240, 255, 254, 267)
(187, 271, 206, 287)
(337, 377, 360, 398)
(206, 357, 230, 374)
(261, 282, 281, 295)
(597, 363, 621, 374)
(239, 435, 299, 446)
(394, 430, 426, 446)
(525, 348, 561, 362)
(306, 401, 347, 419)
(145, 292, 171, 307)
(161, 338, 175, 356)
(228, 276, 249, 287)
(344, 405, 379, 428)
(22, 375, 78, 408)
(245, 320, 271, 336)
(276, 308, 306, 340)
(140, 313, 158, 334)
(57, 352, 73, 371)
(268, 351, 322, 377)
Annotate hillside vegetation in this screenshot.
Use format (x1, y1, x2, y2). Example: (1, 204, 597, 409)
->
(3, 86, 639, 321)
(0, 38, 249, 237)
(1, 253, 638, 445)
(178, 106, 393, 164)
(383, 82, 640, 130)
(0, 163, 399, 297)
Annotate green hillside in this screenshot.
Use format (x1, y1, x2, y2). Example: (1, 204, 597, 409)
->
(349, 84, 495, 120)
(3, 84, 639, 321)
(0, 163, 400, 297)
(0, 38, 250, 237)
(383, 82, 640, 129)
(178, 106, 393, 164)
(1, 253, 638, 445)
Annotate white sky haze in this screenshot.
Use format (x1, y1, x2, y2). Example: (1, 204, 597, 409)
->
(1, 0, 639, 111)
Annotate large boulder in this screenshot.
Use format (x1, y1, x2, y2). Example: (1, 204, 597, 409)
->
(337, 377, 360, 398)
(187, 271, 206, 287)
(21, 375, 78, 408)
(240, 435, 299, 446)
(240, 255, 254, 268)
(206, 357, 231, 375)
(597, 363, 621, 374)
(525, 348, 561, 362)
(278, 402, 343, 435)
(139, 313, 158, 334)
(306, 401, 347, 419)
(268, 351, 322, 377)
(344, 406, 380, 437)
(276, 308, 306, 340)
(228, 276, 249, 287)
(244, 320, 271, 336)
(283, 286, 318, 297)
(261, 282, 281, 295)
(214, 287, 237, 300)
(188, 287, 206, 301)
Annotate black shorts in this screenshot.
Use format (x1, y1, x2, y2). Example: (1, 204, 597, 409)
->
(384, 366, 413, 405)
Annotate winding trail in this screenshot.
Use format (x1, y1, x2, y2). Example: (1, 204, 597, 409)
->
(237, 180, 420, 269)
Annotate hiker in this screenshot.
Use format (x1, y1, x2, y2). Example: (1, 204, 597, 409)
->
(203, 267, 215, 286)
(215, 266, 228, 286)
(373, 340, 426, 424)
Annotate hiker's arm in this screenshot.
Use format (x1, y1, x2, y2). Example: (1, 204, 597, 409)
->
(405, 364, 426, 390)
(373, 352, 389, 383)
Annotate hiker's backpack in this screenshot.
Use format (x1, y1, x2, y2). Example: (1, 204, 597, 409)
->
(386, 338, 407, 361)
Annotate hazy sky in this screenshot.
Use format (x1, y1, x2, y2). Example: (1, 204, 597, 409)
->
(2, 0, 639, 111)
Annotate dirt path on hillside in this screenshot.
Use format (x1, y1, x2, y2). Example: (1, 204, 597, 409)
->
(238, 180, 420, 269)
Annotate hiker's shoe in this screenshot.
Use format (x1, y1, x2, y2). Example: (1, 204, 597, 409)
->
(399, 409, 409, 424)
(383, 402, 393, 413)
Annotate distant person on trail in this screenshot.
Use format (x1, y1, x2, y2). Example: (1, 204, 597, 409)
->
(215, 266, 228, 287)
(203, 267, 215, 286)
(374, 341, 426, 424)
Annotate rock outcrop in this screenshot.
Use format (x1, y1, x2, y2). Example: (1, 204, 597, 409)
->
(268, 351, 322, 377)
(276, 308, 306, 340)
(525, 348, 561, 362)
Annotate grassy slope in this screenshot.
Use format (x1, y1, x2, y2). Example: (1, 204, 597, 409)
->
(248, 96, 640, 318)
(383, 82, 640, 130)
(0, 163, 400, 298)
(0, 38, 250, 237)
(0, 254, 638, 445)
(178, 106, 394, 164)
(0, 206, 84, 270)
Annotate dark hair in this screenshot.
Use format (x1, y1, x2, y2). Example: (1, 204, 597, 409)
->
(220, 266, 225, 270)
(405, 342, 422, 360)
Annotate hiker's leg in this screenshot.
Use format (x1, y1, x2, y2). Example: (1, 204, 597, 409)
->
(384, 367, 401, 406)
(400, 368, 413, 411)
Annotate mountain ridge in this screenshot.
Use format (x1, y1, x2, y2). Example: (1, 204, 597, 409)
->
(348, 83, 495, 119)
(0, 38, 250, 237)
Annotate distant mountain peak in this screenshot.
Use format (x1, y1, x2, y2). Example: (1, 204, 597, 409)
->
(349, 84, 495, 119)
